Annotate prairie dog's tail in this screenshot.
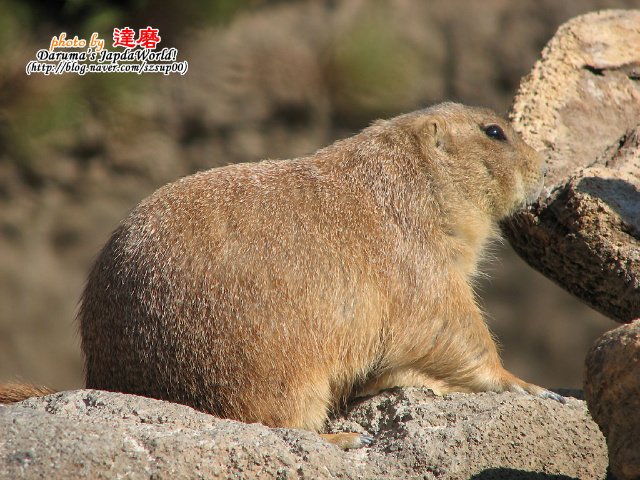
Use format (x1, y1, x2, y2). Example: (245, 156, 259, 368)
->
(0, 382, 55, 404)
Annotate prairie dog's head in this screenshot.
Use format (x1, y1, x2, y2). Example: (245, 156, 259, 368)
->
(401, 103, 545, 219)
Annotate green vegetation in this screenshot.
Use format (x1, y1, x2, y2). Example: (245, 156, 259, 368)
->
(327, 2, 423, 124)
(0, 0, 262, 183)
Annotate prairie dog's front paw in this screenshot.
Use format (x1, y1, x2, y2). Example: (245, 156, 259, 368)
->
(513, 381, 566, 404)
(500, 372, 566, 404)
(538, 388, 566, 404)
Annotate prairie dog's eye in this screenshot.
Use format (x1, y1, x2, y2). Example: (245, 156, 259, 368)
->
(482, 124, 507, 142)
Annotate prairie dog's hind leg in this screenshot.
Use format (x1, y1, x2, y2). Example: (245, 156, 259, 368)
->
(288, 379, 376, 450)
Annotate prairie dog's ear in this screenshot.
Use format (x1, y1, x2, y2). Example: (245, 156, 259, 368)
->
(423, 116, 447, 150)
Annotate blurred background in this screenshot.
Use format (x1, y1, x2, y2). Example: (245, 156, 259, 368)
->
(0, 0, 635, 392)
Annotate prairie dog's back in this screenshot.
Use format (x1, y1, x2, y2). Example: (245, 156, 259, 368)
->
(80, 158, 388, 430)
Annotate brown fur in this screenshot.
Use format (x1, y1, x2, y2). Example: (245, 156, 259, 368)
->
(0, 382, 55, 404)
(77, 103, 560, 441)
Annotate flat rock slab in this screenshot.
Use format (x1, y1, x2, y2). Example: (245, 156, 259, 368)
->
(0, 388, 607, 479)
(503, 9, 640, 322)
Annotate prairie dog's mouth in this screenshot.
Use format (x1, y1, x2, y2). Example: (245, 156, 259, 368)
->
(522, 172, 545, 206)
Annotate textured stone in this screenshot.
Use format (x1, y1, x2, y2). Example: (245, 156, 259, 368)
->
(503, 9, 640, 323)
(585, 320, 640, 480)
(0, 390, 388, 479)
(0, 388, 607, 479)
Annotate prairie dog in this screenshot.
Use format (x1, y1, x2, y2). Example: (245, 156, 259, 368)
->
(78, 102, 562, 446)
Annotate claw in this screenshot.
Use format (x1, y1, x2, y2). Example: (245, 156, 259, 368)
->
(359, 435, 375, 446)
(541, 389, 566, 404)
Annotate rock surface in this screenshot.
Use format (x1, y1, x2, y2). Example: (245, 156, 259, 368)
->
(506, 10, 640, 475)
(584, 320, 640, 480)
(0, 388, 606, 479)
(503, 9, 640, 323)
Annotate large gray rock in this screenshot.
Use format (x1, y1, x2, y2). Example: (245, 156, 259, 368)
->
(503, 9, 640, 323)
(0, 388, 607, 479)
(0, 390, 392, 479)
(585, 320, 640, 480)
